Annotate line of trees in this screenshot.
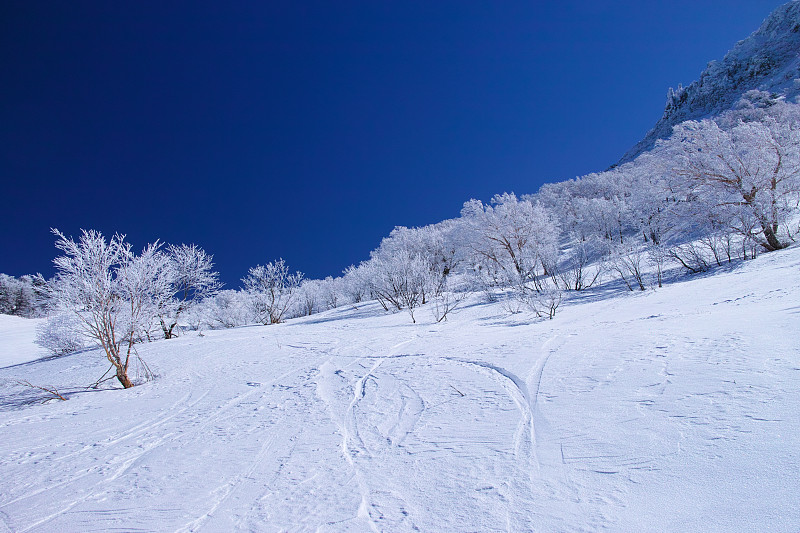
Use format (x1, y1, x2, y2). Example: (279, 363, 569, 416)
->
(0, 274, 48, 318)
(4, 91, 799, 388)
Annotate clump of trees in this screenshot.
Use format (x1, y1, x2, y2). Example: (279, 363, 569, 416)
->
(530, 95, 799, 289)
(7, 94, 799, 386)
(0, 274, 48, 317)
(354, 222, 462, 323)
(666, 115, 800, 252)
(460, 192, 563, 314)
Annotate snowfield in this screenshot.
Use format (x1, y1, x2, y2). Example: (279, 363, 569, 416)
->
(1, 247, 799, 532)
(0, 315, 47, 369)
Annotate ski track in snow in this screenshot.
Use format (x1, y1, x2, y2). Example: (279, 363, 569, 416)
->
(1, 247, 799, 531)
(9, 362, 317, 533)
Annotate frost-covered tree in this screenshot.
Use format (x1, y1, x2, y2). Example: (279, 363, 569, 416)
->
(527, 278, 563, 319)
(116, 241, 176, 342)
(47, 229, 158, 388)
(156, 244, 221, 339)
(0, 274, 28, 316)
(366, 250, 432, 323)
(608, 242, 648, 291)
(461, 193, 559, 294)
(0, 273, 48, 317)
(363, 222, 459, 323)
(318, 276, 343, 310)
(624, 156, 679, 246)
(570, 195, 630, 246)
(242, 259, 303, 325)
(665, 117, 800, 251)
(201, 290, 253, 329)
(556, 239, 603, 291)
(342, 264, 369, 304)
(296, 279, 323, 317)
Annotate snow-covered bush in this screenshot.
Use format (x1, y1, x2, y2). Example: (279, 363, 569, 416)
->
(35, 313, 86, 356)
(557, 239, 603, 291)
(608, 243, 648, 291)
(341, 264, 369, 304)
(296, 279, 323, 317)
(499, 277, 563, 319)
(363, 223, 460, 323)
(365, 250, 433, 323)
(430, 276, 469, 323)
(200, 290, 253, 329)
(529, 281, 563, 320)
(319, 276, 343, 310)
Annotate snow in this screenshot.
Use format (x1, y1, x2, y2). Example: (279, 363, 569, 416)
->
(0, 247, 798, 532)
(0, 315, 48, 368)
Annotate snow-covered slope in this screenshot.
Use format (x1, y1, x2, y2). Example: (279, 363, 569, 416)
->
(621, 0, 800, 163)
(0, 315, 47, 369)
(0, 246, 798, 531)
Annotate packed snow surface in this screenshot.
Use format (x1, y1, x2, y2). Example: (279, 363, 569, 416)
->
(1, 247, 799, 532)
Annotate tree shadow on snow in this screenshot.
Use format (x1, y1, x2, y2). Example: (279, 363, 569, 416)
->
(0, 380, 118, 412)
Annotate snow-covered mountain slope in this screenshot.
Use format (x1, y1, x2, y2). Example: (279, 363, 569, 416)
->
(1, 246, 799, 532)
(620, 0, 800, 163)
(0, 315, 47, 368)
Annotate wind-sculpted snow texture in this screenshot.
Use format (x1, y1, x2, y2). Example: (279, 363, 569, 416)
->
(621, 0, 800, 163)
(1, 247, 799, 532)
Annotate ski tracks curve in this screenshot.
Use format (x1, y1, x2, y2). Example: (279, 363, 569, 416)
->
(315, 337, 422, 532)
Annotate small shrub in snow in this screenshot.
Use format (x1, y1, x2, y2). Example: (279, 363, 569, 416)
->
(509, 280, 564, 320)
(536, 284, 564, 320)
(557, 240, 603, 291)
(430, 278, 469, 323)
(609, 244, 647, 291)
(35, 314, 86, 356)
(669, 242, 712, 273)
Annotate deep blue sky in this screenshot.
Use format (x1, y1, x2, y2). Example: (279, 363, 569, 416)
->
(0, 0, 785, 287)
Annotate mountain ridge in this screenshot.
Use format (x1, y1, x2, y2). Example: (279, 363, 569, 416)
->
(619, 0, 800, 163)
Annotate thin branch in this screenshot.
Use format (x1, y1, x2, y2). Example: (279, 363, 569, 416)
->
(16, 380, 67, 402)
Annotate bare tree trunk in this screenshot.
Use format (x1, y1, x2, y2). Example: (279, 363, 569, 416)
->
(761, 224, 786, 251)
(115, 367, 134, 388)
(101, 338, 135, 389)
